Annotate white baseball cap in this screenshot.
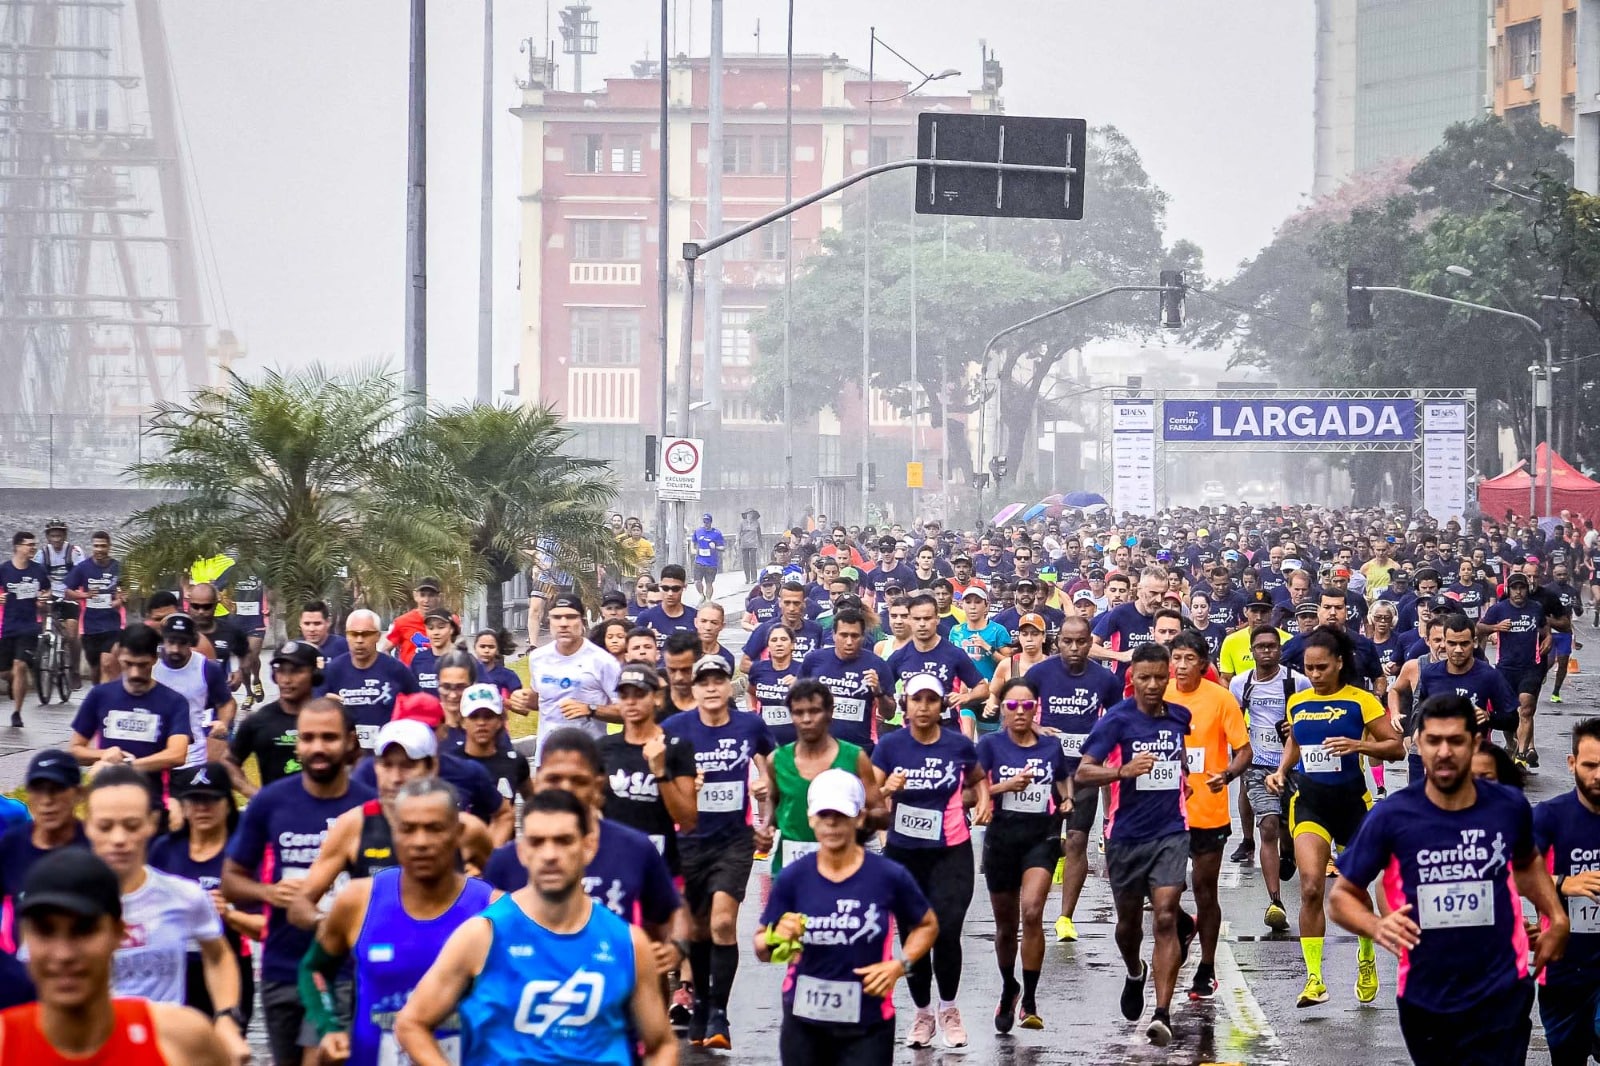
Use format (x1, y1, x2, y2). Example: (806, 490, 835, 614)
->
(462, 683, 504, 717)
(904, 673, 945, 699)
(960, 585, 988, 601)
(373, 718, 437, 760)
(807, 768, 866, 818)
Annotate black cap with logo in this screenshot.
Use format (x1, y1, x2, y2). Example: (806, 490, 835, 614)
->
(160, 613, 198, 643)
(16, 849, 122, 922)
(25, 749, 80, 789)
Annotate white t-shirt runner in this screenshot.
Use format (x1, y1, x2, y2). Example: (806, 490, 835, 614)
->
(527, 639, 622, 756)
(115, 866, 223, 1004)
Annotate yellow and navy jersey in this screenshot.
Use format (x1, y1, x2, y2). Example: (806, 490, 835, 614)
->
(1285, 684, 1385, 788)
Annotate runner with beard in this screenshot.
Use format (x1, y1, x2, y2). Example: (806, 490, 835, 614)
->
(798, 609, 892, 754)
(395, 790, 676, 1066)
(153, 615, 235, 769)
(317, 610, 422, 752)
(299, 777, 494, 1066)
(67, 625, 190, 780)
(222, 699, 375, 1066)
(1329, 695, 1567, 1065)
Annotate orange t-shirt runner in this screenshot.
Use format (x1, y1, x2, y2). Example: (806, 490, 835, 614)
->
(1166, 677, 1249, 831)
(0, 999, 172, 1066)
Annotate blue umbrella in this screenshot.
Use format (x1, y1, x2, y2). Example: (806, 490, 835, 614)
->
(1062, 490, 1108, 508)
(1020, 504, 1048, 522)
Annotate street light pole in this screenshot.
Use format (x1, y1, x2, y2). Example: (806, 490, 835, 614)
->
(476, 0, 494, 404)
(655, 0, 671, 555)
(405, 0, 427, 406)
(782, 0, 795, 528)
(861, 28, 874, 527)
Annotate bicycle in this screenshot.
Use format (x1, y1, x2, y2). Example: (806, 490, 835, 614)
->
(33, 600, 71, 706)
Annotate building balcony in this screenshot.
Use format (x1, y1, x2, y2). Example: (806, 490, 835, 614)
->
(566, 366, 639, 423)
(569, 262, 642, 286)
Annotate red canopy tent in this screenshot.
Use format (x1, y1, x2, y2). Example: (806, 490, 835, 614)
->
(1477, 444, 1600, 525)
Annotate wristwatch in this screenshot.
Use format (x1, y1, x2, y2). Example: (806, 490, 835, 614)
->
(214, 1006, 247, 1030)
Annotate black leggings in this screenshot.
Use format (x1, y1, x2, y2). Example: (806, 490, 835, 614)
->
(887, 838, 974, 1008)
(779, 1016, 895, 1066)
(183, 948, 255, 1030)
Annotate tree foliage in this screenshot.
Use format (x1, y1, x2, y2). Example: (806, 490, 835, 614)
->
(750, 126, 1201, 478)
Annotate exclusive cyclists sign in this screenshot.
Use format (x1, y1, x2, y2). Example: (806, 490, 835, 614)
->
(658, 436, 704, 501)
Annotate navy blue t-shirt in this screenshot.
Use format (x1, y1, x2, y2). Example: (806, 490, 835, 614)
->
(743, 618, 824, 664)
(977, 729, 1071, 828)
(315, 653, 422, 747)
(746, 659, 801, 746)
(1022, 657, 1122, 772)
(1336, 779, 1535, 1013)
(992, 605, 1067, 647)
(798, 646, 889, 752)
(760, 852, 929, 1028)
(861, 563, 916, 603)
(224, 775, 375, 983)
(64, 558, 122, 635)
(0, 561, 48, 637)
(1481, 598, 1546, 669)
(69, 679, 191, 761)
(410, 647, 445, 694)
(1533, 789, 1600, 988)
(484, 818, 680, 927)
(1081, 698, 1191, 844)
(662, 709, 775, 843)
(636, 604, 698, 649)
(0, 822, 87, 903)
(1090, 604, 1157, 683)
(884, 638, 983, 728)
(870, 727, 979, 850)
(352, 751, 501, 825)
(744, 592, 781, 628)
(1415, 659, 1519, 733)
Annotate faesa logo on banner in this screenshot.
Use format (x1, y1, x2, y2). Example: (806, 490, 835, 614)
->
(1161, 399, 1417, 443)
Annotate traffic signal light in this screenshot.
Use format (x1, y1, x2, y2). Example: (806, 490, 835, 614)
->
(1347, 267, 1374, 330)
(971, 473, 990, 491)
(1159, 270, 1186, 330)
(644, 435, 658, 482)
(989, 455, 1009, 482)
(856, 462, 878, 491)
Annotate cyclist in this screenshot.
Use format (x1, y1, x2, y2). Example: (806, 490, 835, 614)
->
(39, 521, 84, 691)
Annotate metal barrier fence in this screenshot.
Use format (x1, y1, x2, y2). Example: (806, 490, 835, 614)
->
(0, 416, 165, 488)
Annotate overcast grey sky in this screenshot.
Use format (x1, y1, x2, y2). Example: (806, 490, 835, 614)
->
(160, 0, 1314, 401)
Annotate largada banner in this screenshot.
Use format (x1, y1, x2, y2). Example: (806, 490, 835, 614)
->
(1161, 399, 1417, 443)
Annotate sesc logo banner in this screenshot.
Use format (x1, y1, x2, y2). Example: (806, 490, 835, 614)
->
(1161, 399, 1417, 443)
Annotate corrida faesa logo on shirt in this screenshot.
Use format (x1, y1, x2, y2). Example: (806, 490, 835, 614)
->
(1417, 828, 1508, 882)
(799, 898, 884, 946)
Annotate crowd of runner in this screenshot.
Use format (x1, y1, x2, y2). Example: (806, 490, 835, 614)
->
(1, 503, 1600, 1064)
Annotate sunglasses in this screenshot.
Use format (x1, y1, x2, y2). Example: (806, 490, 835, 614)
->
(1003, 699, 1039, 712)
(660, 584, 684, 592)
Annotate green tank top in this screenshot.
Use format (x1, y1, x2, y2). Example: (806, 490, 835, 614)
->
(770, 739, 862, 874)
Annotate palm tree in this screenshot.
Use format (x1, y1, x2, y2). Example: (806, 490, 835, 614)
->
(405, 402, 623, 629)
(123, 365, 472, 628)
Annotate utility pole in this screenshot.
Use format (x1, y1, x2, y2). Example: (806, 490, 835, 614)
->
(861, 28, 875, 526)
(782, 0, 795, 528)
(702, 0, 725, 475)
(476, 0, 494, 404)
(655, 0, 670, 555)
(405, 0, 427, 405)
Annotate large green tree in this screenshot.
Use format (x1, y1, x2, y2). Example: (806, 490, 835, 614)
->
(399, 402, 622, 629)
(750, 126, 1200, 481)
(123, 366, 471, 626)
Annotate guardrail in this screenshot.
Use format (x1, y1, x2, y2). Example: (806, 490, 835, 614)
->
(0, 416, 165, 488)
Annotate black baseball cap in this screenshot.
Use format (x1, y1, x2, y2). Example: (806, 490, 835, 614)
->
(617, 663, 662, 692)
(1427, 594, 1455, 611)
(1245, 590, 1274, 609)
(25, 749, 80, 789)
(160, 613, 198, 644)
(692, 655, 733, 680)
(423, 607, 455, 624)
(600, 589, 628, 607)
(271, 640, 321, 670)
(172, 762, 231, 800)
(550, 592, 585, 614)
(16, 848, 121, 922)
(1507, 572, 1530, 588)
(414, 576, 442, 593)
(1014, 577, 1038, 590)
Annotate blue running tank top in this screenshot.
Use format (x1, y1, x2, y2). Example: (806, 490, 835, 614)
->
(459, 892, 637, 1066)
(350, 867, 493, 1066)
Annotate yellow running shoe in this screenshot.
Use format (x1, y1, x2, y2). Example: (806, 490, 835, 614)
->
(1264, 900, 1289, 932)
(1054, 915, 1077, 942)
(1355, 958, 1379, 1003)
(1297, 976, 1328, 1008)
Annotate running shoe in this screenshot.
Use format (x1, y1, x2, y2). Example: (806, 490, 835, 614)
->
(995, 979, 1019, 1034)
(1297, 976, 1329, 1008)
(1055, 914, 1078, 942)
(251, 679, 266, 701)
(240, 691, 255, 713)
(1229, 839, 1255, 863)
(688, 999, 708, 1046)
(1264, 899, 1289, 932)
(1018, 1003, 1044, 1030)
(1375, 786, 1388, 799)
(702, 1008, 732, 1050)
(1188, 962, 1217, 1000)
(1552, 693, 1565, 704)
(1355, 957, 1379, 1003)
(1525, 747, 1541, 768)
(905, 1009, 937, 1049)
(939, 1007, 968, 1049)
(1120, 961, 1148, 1021)
(8, 713, 19, 728)
(1146, 1012, 1172, 1047)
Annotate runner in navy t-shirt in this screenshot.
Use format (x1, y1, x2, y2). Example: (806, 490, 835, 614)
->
(1090, 570, 1164, 685)
(1532, 716, 1600, 1066)
(1328, 694, 1567, 1065)
(797, 608, 891, 753)
(1479, 572, 1550, 767)
(1075, 642, 1191, 1048)
(885, 595, 987, 738)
